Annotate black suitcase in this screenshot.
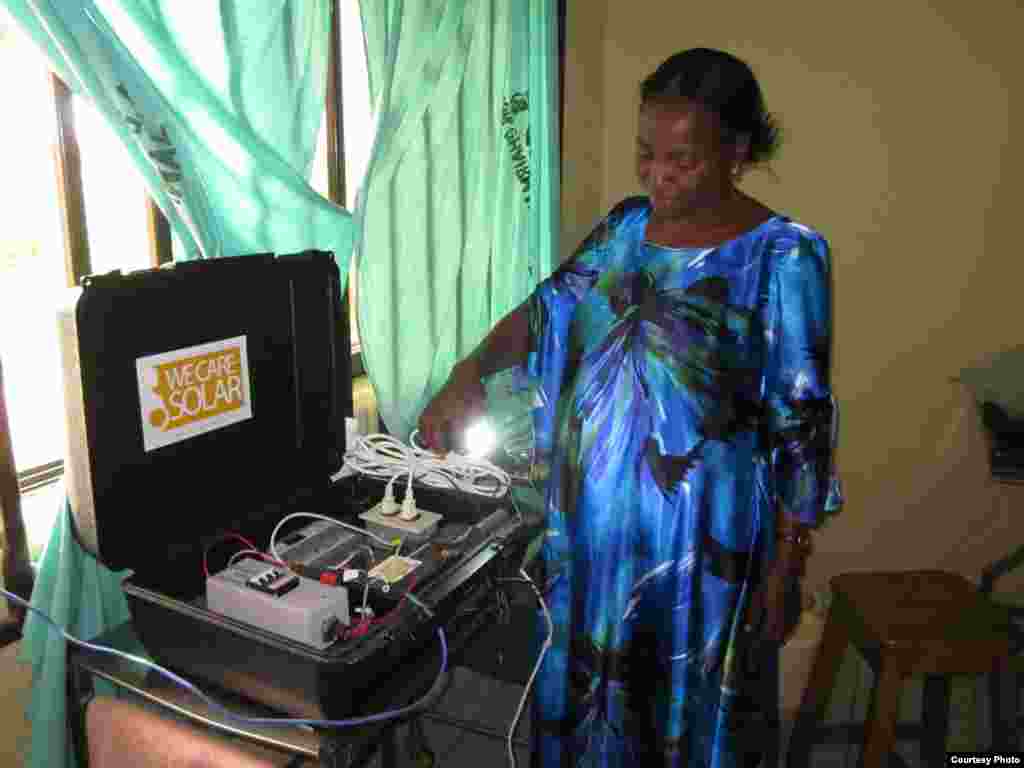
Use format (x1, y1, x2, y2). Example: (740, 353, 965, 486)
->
(59, 252, 524, 722)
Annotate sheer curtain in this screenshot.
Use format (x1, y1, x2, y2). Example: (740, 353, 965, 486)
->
(2, 3, 349, 766)
(6, 0, 561, 764)
(354, 0, 560, 439)
(5, 0, 351, 260)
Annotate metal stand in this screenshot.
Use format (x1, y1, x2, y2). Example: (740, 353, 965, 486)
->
(66, 622, 442, 767)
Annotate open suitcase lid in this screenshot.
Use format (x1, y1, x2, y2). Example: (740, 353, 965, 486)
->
(60, 251, 351, 593)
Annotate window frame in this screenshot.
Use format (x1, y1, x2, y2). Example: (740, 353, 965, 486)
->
(325, 0, 361, 377)
(1, 4, 356, 639)
(8, 71, 175, 499)
(3, 0, 568, 641)
(11, 9, 359, 496)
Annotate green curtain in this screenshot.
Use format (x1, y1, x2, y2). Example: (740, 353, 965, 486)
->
(5, 0, 350, 261)
(355, 0, 560, 439)
(18, 497, 132, 768)
(3, 3, 348, 766)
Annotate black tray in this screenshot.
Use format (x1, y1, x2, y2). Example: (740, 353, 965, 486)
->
(60, 250, 534, 719)
(123, 479, 530, 719)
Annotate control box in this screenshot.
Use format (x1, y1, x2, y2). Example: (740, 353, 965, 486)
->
(206, 558, 349, 649)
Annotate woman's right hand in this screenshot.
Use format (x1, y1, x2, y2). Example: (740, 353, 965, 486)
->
(417, 358, 487, 452)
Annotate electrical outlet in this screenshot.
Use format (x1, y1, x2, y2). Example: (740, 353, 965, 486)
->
(359, 501, 442, 541)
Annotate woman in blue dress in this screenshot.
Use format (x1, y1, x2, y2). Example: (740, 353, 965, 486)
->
(420, 48, 841, 767)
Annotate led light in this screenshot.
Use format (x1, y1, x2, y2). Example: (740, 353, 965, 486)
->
(464, 419, 497, 459)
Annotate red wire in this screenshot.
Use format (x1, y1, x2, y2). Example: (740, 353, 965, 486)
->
(224, 532, 260, 551)
(202, 532, 265, 577)
(234, 550, 286, 568)
(343, 574, 420, 640)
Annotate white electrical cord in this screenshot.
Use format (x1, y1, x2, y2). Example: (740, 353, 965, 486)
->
(330, 546, 375, 571)
(227, 549, 279, 568)
(268, 511, 394, 561)
(506, 568, 553, 768)
(336, 431, 511, 500)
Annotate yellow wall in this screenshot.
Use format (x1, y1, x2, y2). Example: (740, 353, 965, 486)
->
(560, 1, 608, 257)
(562, 0, 1024, 595)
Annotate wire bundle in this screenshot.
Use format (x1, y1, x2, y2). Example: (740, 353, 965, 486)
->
(338, 431, 511, 500)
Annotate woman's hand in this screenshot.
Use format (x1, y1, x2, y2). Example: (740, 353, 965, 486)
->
(417, 303, 531, 451)
(417, 359, 487, 452)
(746, 544, 806, 646)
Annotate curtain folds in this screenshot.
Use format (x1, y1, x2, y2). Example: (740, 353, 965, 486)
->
(5, 0, 352, 262)
(6, 2, 562, 767)
(355, 0, 560, 439)
(4, 3, 349, 766)
(19, 499, 132, 768)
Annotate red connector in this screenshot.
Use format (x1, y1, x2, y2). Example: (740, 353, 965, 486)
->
(286, 561, 344, 586)
(345, 619, 372, 640)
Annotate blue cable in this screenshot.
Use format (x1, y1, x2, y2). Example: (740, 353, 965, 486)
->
(2, 586, 447, 728)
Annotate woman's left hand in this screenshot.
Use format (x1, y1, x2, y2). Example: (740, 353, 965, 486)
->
(746, 548, 805, 646)
(746, 566, 793, 646)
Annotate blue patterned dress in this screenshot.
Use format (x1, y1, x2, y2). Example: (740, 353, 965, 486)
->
(524, 197, 841, 767)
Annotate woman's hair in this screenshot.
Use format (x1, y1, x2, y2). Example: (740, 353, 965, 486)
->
(640, 48, 779, 164)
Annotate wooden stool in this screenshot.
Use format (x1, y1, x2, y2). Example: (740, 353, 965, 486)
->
(787, 570, 1015, 768)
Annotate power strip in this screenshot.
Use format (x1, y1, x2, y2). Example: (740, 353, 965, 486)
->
(206, 558, 349, 649)
(359, 501, 442, 542)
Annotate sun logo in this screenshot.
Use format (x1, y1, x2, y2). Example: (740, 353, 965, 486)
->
(147, 346, 244, 430)
(136, 337, 252, 452)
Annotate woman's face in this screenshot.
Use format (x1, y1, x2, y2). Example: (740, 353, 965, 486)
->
(636, 99, 742, 219)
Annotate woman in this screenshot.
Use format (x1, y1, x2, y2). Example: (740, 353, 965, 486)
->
(419, 48, 841, 767)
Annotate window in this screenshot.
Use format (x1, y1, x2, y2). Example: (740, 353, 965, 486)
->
(312, 0, 373, 363)
(0, 3, 370, 570)
(0, 13, 113, 561)
(8, 93, 157, 563)
(311, 0, 372, 212)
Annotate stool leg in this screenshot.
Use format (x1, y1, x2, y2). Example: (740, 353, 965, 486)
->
(921, 675, 950, 768)
(787, 608, 849, 768)
(858, 658, 903, 768)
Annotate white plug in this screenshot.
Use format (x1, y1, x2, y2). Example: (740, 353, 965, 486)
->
(379, 483, 399, 517)
(399, 489, 420, 521)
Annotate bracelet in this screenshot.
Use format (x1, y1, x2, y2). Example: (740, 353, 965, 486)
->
(778, 529, 812, 551)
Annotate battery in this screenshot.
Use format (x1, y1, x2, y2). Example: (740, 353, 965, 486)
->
(206, 558, 350, 649)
